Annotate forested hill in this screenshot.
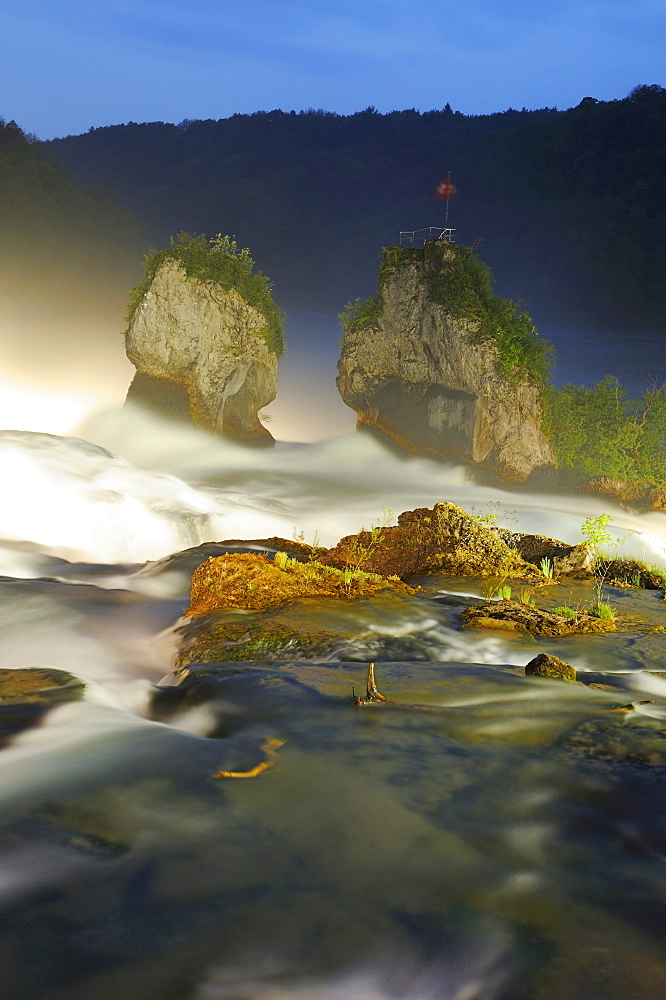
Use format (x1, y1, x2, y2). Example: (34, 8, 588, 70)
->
(44, 85, 665, 328)
(0, 118, 143, 301)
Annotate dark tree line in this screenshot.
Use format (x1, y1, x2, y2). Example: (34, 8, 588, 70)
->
(42, 86, 666, 328)
(0, 117, 142, 298)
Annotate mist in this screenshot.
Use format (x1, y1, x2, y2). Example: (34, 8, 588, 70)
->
(0, 103, 665, 1000)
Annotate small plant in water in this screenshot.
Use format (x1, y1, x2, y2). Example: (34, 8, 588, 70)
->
(518, 589, 536, 607)
(540, 557, 554, 579)
(580, 514, 620, 616)
(308, 530, 322, 563)
(344, 506, 395, 573)
(591, 601, 616, 621)
(483, 578, 512, 600)
(551, 606, 577, 619)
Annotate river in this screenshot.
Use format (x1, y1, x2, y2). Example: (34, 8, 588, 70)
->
(0, 313, 665, 999)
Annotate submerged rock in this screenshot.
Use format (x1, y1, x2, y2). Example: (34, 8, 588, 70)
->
(461, 600, 617, 636)
(525, 653, 578, 683)
(337, 242, 556, 482)
(560, 716, 666, 767)
(0, 667, 85, 746)
(125, 256, 278, 443)
(175, 617, 340, 667)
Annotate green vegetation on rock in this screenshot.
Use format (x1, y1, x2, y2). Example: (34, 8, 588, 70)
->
(348, 241, 553, 387)
(461, 599, 618, 636)
(338, 294, 382, 333)
(186, 551, 414, 616)
(423, 242, 553, 387)
(543, 375, 666, 485)
(126, 232, 285, 355)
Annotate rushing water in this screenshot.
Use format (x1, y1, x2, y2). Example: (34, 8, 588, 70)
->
(0, 414, 665, 1000)
(0, 310, 665, 999)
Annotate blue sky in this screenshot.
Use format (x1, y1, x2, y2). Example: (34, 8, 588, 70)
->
(1, 0, 664, 139)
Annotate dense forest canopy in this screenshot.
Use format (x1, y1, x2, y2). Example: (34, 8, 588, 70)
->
(0, 117, 143, 298)
(43, 86, 666, 327)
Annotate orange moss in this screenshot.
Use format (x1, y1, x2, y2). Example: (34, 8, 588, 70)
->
(186, 552, 415, 617)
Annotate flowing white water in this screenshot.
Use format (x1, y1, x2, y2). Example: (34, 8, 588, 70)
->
(0, 413, 662, 708)
(3, 416, 665, 567)
(0, 380, 665, 998)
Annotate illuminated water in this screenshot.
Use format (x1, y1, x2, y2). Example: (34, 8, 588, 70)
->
(0, 310, 665, 999)
(0, 413, 665, 1000)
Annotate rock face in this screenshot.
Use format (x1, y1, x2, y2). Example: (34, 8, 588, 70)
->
(503, 531, 596, 578)
(582, 477, 666, 513)
(125, 257, 278, 442)
(319, 503, 538, 580)
(337, 243, 556, 481)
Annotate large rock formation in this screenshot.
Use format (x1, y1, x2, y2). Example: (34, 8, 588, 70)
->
(337, 242, 556, 481)
(125, 256, 278, 443)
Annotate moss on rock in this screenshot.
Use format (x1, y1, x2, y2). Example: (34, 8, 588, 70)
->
(186, 551, 414, 617)
(461, 599, 617, 636)
(176, 618, 338, 667)
(320, 503, 538, 581)
(525, 653, 578, 683)
(0, 668, 85, 746)
(0, 667, 84, 705)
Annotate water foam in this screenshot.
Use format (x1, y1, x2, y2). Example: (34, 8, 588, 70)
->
(2, 417, 665, 569)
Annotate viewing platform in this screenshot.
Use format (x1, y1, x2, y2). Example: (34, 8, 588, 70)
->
(399, 226, 455, 248)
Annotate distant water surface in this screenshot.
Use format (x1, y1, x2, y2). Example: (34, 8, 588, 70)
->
(264, 310, 354, 441)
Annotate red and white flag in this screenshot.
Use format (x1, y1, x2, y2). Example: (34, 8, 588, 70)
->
(436, 175, 456, 199)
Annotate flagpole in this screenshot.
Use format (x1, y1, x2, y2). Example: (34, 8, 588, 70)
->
(435, 172, 456, 242)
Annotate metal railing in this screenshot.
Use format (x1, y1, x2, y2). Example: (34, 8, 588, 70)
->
(399, 227, 455, 248)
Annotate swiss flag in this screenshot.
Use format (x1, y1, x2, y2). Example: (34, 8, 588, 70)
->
(436, 175, 456, 199)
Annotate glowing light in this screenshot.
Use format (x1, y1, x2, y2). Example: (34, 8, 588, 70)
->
(0, 380, 98, 435)
(638, 532, 666, 566)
